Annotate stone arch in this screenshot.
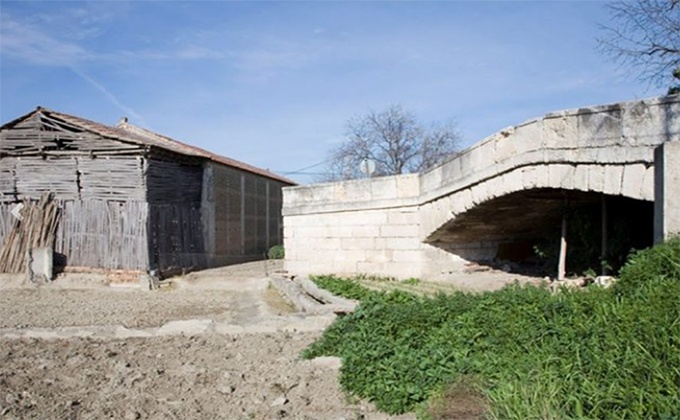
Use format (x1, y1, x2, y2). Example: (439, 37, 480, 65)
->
(421, 162, 654, 243)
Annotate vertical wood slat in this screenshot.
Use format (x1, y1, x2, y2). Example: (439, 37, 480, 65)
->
(52, 200, 149, 270)
(148, 203, 205, 273)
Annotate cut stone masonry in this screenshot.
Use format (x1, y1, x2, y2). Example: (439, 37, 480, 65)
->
(284, 96, 680, 280)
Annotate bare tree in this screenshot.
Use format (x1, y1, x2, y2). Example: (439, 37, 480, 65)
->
(597, 0, 680, 90)
(321, 105, 460, 181)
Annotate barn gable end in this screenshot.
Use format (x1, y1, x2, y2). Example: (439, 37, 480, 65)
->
(0, 107, 295, 279)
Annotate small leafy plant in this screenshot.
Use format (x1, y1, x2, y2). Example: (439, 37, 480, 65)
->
(267, 245, 285, 259)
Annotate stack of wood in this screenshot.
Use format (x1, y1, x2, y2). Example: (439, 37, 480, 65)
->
(0, 193, 61, 273)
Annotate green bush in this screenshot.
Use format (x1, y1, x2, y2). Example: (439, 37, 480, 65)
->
(304, 240, 680, 418)
(267, 245, 285, 259)
(615, 236, 680, 297)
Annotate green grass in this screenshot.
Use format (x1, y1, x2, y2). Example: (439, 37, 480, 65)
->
(304, 239, 680, 419)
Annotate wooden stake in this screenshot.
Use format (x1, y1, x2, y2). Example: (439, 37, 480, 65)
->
(558, 214, 568, 280)
(601, 194, 608, 276)
(557, 196, 570, 280)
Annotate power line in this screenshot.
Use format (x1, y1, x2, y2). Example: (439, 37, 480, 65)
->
(277, 159, 330, 175)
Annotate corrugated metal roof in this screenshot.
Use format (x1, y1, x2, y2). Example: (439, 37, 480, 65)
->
(1, 107, 296, 185)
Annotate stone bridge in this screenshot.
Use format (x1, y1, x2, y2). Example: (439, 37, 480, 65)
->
(283, 96, 680, 280)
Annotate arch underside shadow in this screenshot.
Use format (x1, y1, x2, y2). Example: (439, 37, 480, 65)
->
(426, 188, 654, 274)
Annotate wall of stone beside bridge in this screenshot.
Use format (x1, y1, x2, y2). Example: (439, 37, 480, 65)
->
(283, 96, 679, 280)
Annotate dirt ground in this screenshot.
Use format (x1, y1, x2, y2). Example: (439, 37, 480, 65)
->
(0, 262, 414, 420)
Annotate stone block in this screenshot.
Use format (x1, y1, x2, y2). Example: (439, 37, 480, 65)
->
(440, 156, 462, 184)
(392, 250, 425, 263)
(521, 165, 538, 189)
(501, 168, 525, 196)
(621, 163, 647, 200)
(483, 176, 504, 200)
(513, 120, 542, 156)
(335, 249, 366, 262)
(457, 151, 473, 181)
(396, 174, 420, 197)
(327, 226, 354, 238)
(387, 209, 417, 225)
(603, 165, 624, 195)
(356, 261, 384, 274)
(387, 261, 423, 278)
(365, 249, 393, 263)
(457, 188, 474, 212)
(27, 247, 53, 283)
(470, 181, 489, 205)
(343, 181, 372, 202)
(315, 238, 342, 250)
(641, 165, 655, 201)
(654, 141, 680, 242)
(587, 166, 605, 193)
(348, 211, 388, 226)
(572, 165, 589, 192)
(549, 164, 575, 190)
(469, 141, 491, 172)
(380, 224, 419, 238)
(577, 106, 623, 146)
(382, 237, 420, 250)
(370, 176, 398, 200)
(621, 99, 672, 145)
(494, 132, 516, 164)
(623, 146, 653, 163)
(571, 147, 599, 163)
(543, 114, 578, 149)
(341, 237, 374, 250)
(664, 100, 680, 136)
(351, 225, 381, 237)
(595, 146, 626, 164)
(420, 165, 443, 194)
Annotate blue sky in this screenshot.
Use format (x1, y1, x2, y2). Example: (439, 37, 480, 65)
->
(0, 1, 666, 184)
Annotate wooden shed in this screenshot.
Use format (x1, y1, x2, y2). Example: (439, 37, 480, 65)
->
(0, 107, 295, 277)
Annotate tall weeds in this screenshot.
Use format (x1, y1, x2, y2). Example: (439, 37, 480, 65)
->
(304, 239, 680, 418)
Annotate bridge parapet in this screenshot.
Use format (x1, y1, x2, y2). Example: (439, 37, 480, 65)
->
(420, 96, 678, 205)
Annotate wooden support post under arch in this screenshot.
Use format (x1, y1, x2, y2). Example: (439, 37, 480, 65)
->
(601, 194, 608, 276)
(557, 196, 569, 281)
(558, 215, 568, 280)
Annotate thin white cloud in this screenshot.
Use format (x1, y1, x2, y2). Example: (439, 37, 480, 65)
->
(68, 66, 146, 125)
(1, 12, 145, 124)
(0, 15, 89, 66)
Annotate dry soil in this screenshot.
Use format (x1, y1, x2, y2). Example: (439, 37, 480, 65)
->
(0, 262, 414, 420)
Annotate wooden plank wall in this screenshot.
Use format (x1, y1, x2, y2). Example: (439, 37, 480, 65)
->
(79, 157, 146, 201)
(0, 154, 149, 271)
(54, 200, 149, 270)
(0, 200, 149, 270)
(0, 156, 146, 201)
(15, 157, 79, 200)
(146, 159, 202, 203)
(148, 203, 205, 273)
(212, 165, 242, 257)
(145, 158, 205, 273)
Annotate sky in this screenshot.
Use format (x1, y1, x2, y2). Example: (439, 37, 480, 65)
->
(0, 1, 667, 184)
